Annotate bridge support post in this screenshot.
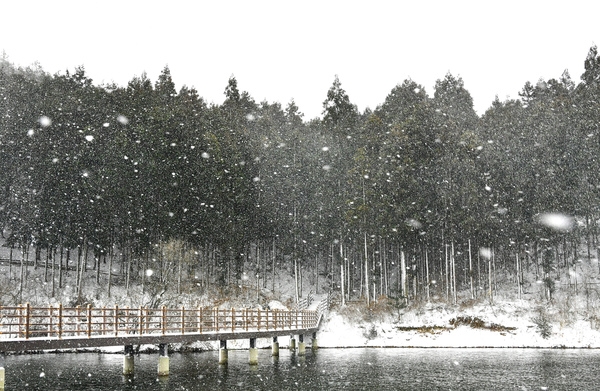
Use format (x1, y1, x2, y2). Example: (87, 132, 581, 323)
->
(312, 331, 318, 350)
(219, 340, 228, 365)
(271, 336, 279, 356)
(157, 343, 169, 376)
(289, 335, 296, 351)
(123, 345, 135, 375)
(249, 338, 258, 365)
(0, 353, 5, 390)
(298, 334, 306, 356)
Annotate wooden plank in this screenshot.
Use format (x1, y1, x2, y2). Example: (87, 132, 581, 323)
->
(0, 326, 320, 352)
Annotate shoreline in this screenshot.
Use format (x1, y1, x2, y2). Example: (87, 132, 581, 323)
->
(4, 345, 600, 356)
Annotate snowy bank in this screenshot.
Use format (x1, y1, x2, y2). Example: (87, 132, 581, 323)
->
(318, 299, 600, 349)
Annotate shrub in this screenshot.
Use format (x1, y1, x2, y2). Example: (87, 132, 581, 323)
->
(531, 313, 552, 339)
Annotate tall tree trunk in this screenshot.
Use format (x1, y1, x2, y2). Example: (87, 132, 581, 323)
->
(315, 253, 319, 295)
(340, 262, 345, 306)
(19, 246, 25, 304)
(77, 243, 87, 304)
(51, 247, 56, 298)
(488, 249, 494, 304)
(379, 240, 383, 298)
(587, 214, 592, 261)
(451, 242, 457, 304)
(300, 264, 303, 298)
(125, 247, 131, 296)
(469, 239, 474, 300)
(107, 245, 114, 298)
(96, 251, 101, 284)
(65, 248, 70, 277)
(445, 243, 449, 301)
(34, 246, 39, 270)
(272, 239, 276, 292)
(383, 240, 389, 296)
(516, 252, 522, 299)
(401, 250, 407, 305)
(364, 232, 369, 306)
(8, 246, 13, 281)
(75, 246, 81, 290)
(59, 246, 64, 289)
(178, 245, 183, 295)
(294, 255, 299, 303)
(425, 247, 430, 302)
(44, 248, 49, 283)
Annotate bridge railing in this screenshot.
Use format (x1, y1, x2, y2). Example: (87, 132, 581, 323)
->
(0, 303, 319, 340)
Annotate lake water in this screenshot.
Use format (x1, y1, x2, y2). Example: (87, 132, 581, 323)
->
(3, 347, 600, 390)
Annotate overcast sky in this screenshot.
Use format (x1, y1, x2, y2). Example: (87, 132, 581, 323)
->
(2, 1, 599, 119)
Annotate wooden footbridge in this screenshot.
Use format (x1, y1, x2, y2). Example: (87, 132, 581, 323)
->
(0, 297, 328, 386)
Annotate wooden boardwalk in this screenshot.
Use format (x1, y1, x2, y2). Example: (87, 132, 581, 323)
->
(0, 303, 325, 352)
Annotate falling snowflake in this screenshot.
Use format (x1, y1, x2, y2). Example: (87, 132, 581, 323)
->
(117, 115, 129, 125)
(39, 116, 52, 127)
(536, 213, 574, 232)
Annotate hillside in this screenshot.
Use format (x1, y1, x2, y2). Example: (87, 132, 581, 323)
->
(3, 236, 600, 349)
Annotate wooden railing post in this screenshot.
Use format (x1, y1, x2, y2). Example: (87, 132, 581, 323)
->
(161, 306, 167, 335)
(139, 307, 144, 335)
(101, 306, 106, 335)
(245, 308, 249, 332)
(198, 307, 202, 333)
(215, 308, 219, 332)
(181, 306, 185, 335)
(258, 309, 262, 331)
(58, 303, 63, 339)
(76, 306, 82, 336)
(114, 305, 119, 336)
(125, 306, 130, 334)
(231, 308, 235, 333)
(48, 305, 53, 337)
(18, 305, 22, 338)
(87, 305, 92, 337)
(25, 303, 31, 339)
(265, 309, 269, 330)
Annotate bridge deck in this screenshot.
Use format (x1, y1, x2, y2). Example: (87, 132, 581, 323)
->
(0, 304, 323, 352)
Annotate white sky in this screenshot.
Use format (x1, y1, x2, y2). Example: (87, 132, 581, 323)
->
(1, 0, 599, 120)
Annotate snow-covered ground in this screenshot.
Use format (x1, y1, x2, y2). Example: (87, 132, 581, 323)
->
(318, 301, 600, 349)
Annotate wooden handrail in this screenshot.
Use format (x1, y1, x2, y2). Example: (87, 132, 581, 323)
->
(0, 304, 320, 341)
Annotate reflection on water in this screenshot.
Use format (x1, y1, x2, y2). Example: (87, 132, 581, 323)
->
(3, 348, 600, 390)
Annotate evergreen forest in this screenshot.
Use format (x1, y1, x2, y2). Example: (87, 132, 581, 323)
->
(2, 46, 600, 307)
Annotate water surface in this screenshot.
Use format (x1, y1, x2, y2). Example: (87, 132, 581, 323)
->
(3, 348, 599, 390)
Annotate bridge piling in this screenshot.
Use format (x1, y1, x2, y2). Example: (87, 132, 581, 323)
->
(249, 338, 258, 365)
(123, 345, 135, 375)
(0, 366, 4, 390)
(298, 334, 306, 356)
(0, 353, 5, 390)
(271, 336, 279, 356)
(312, 331, 318, 350)
(289, 335, 296, 351)
(218, 340, 228, 365)
(157, 343, 169, 376)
